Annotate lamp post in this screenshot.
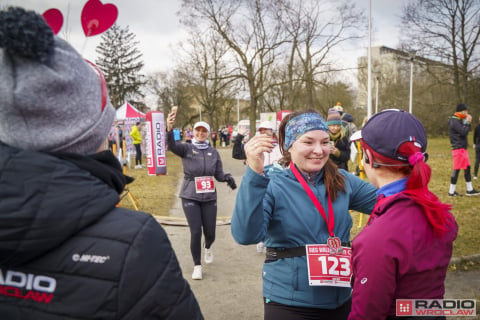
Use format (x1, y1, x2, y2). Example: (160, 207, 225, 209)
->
(408, 50, 416, 114)
(367, 0, 372, 119)
(237, 97, 240, 123)
(374, 70, 381, 114)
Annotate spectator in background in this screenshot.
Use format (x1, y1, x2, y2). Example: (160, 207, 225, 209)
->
(232, 121, 283, 170)
(185, 128, 193, 143)
(117, 124, 124, 148)
(327, 109, 351, 171)
(257, 121, 282, 169)
(255, 120, 283, 254)
(211, 130, 218, 148)
(333, 102, 357, 140)
(232, 121, 283, 253)
(223, 127, 230, 146)
(108, 131, 116, 152)
(228, 125, 233, 145)
(232, 125, 248, 162)
(130, 121, 143, 169)
(0, 7, 203, 319)
(474, 116, 480, 179)
(447, 103, 479, 196)
(219, 127, 225, 146)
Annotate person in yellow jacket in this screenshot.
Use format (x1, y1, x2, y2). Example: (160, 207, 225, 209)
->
(130, 122, 143, 169)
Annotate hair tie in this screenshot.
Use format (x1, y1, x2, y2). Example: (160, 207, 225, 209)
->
(408, 152, 424, 165)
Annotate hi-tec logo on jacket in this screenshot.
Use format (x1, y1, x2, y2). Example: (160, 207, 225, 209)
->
(0, 268, 56, 304)
(72, 254, 110, 264)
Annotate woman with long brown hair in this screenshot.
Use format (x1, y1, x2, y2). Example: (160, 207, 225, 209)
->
(231, 110, 377, 320)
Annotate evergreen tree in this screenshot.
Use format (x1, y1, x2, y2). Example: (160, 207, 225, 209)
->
(95, 24, 146, 109)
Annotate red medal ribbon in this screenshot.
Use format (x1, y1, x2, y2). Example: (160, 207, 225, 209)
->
(289, 162, 335, 237)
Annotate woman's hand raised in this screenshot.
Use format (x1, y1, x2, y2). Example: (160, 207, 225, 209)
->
(244, 134, 275, 174)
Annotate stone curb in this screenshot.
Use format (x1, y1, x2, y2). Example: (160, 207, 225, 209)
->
(450, 253, 480, 266)
(155, 215, 231, 226)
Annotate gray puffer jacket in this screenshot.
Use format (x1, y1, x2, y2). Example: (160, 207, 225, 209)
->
(167, 131, 231, 202)
(0, 143, 203, 320)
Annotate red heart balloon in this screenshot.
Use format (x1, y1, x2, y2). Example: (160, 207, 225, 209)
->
(42, 8, 63, 35)
(81, 0, 118, 37)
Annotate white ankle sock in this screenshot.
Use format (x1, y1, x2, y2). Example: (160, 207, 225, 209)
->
(466, 182, 473, 192)
(449, 184, 456, 194)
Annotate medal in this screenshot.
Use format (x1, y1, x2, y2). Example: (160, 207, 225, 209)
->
(327, 236, 343, 254)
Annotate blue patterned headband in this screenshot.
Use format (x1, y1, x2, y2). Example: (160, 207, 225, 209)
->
(285, 113, 329, 150)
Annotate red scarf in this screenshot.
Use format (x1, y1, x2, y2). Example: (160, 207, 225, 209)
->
(454, 112, 466, 119)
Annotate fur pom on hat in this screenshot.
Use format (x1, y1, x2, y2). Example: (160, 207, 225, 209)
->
(333, 102, 343, 113)
(327, 109, 342, 126)
(0, 7, 115, 154)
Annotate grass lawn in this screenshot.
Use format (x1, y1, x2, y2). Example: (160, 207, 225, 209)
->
(119, 150, 182, 217)
(120, 138, 479, 259)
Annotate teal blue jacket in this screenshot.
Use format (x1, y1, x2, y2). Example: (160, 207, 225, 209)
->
(231, 165, 377, 309)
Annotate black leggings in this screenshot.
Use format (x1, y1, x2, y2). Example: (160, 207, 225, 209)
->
(450, 166, 471, 184)
(474, 149, 480, 176)
(264, 298, 351, 320)
(134, 144, 142, 165)
(181, 199, 217, 265)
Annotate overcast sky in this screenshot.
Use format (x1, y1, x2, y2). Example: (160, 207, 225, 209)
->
(1, 0, 408, 74)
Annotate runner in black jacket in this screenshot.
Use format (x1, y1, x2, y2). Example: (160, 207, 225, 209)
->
(0, 7, 203, 319)
(473, 116, 480, 179)
(447, 103, 480, 196)
(166, 109, 236, 280)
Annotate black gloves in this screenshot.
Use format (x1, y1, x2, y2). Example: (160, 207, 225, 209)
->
(225, 174, 237, 190)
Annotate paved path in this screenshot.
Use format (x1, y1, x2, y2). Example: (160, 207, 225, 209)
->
(162, 147, 480, 320)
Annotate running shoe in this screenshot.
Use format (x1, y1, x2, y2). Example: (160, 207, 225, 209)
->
(466, 189, 480, 196)
(448, 191, 461, 197)
(192, 265, 202, 280)
(204, 248, 214, 264)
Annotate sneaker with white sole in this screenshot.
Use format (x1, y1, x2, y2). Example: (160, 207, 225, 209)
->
(466, 189, 480, 196)
(204, 248, 214, 264)
(256, 242, 265, 253)
(192, 265, 202, 280)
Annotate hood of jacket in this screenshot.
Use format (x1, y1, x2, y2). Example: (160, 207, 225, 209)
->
(0, 143, 124, 266)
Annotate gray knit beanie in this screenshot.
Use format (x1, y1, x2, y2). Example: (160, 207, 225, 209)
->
(0, 7, 115, 154)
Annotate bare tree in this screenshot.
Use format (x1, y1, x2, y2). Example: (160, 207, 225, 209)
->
(400, 0, 480, 103)
(180, 0, 288, 134)
(178, 29, 238, 130)
(280, 0, 366, 110)
(145, 70, 197, 128)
